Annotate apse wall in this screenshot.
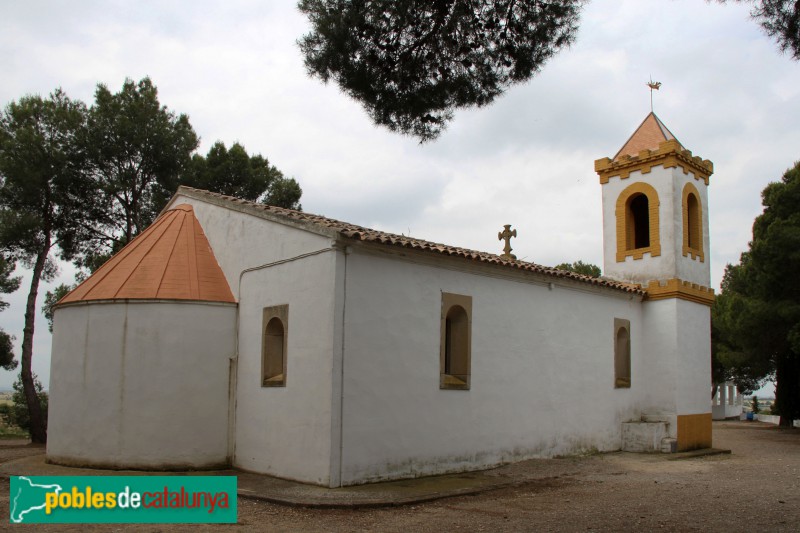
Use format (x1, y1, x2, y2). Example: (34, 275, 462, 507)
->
(46, 300, 236, 469)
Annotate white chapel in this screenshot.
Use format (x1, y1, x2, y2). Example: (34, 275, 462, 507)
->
(46, 112, 715, 487)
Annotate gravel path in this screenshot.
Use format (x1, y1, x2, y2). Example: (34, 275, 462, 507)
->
(1, 421, 797, 532)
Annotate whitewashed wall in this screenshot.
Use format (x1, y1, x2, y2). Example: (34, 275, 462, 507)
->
(601, 164, 711, 287)
(47, 301, 236, 469)
(233, 249, 339, 485)
(166, 194, 343, 485)
(638, 298, 712, 439)
(674, 299, 712, 415)
(638, 299, 678, 429)
(755, 414, 800, 427)
(144, 193, 712, 487)
(713, 402, 743, 420)
(337, 248, 648, 485)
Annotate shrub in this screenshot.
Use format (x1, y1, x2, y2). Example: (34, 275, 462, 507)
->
(8, 373, 48, 433)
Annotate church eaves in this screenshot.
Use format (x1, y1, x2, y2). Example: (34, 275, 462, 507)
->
(613, 112, 680, 161)
(172, 187, 645, 297)
(58, 204, 235, 305)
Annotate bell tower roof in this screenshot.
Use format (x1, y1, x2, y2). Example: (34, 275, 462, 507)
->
(613, 112, 681, 161)
(595, 113, 712, 186)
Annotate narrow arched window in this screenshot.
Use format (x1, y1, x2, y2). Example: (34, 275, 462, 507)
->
(440, 293, 472, 390)
(682, 183, 704, 261)
(614, 318, 631, 389)
(262, 305, 288, 387)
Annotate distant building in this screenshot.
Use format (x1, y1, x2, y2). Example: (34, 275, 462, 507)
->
(47, 113, 715, 487)
(712, 382, 743, 419)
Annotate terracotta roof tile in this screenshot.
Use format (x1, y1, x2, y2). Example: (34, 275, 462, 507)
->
(59, 204, 235, 305)
(614, 112, 681, 161)
(175, 187, 644, 296)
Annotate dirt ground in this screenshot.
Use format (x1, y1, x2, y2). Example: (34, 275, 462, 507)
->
(0, 421, 798, 532)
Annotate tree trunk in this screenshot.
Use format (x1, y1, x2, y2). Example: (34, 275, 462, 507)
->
(20, 243, 49, 443)
(775, 352, 800, 428)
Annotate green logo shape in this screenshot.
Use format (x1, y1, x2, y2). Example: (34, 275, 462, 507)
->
(9, 476, 237, 524)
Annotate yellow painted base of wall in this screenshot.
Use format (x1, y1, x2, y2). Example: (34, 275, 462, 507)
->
(677, 413, 712, 451)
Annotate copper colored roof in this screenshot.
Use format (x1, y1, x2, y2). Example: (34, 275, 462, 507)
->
(59, 204, 235, 305)
(174, 187, 644, 296)
(613, 112, 680, 161)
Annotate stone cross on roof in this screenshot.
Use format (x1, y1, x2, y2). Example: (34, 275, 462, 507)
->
(498, 224, 517, 261)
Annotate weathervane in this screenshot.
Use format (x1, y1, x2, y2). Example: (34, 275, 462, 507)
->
(498, 224, 517, 261)
(646, 77, 662, 112)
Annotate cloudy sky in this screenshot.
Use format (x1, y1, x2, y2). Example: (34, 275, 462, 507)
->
(1, 0, 798, 392)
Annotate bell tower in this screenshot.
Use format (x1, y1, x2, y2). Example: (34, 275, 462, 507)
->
(595, 113, 715, 451)
(595, 112, 713, 289)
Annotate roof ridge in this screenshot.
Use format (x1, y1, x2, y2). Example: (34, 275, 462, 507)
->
(652, 113, 680, 146)
(176, 186, 495, 254)
(174, 187, 644, 296)
(110, 209, 181, 299)
(186, 213, 201, 299)
(154, 209, 188, 299)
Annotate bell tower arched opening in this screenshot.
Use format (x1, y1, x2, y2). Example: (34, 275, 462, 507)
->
(627, 193, 651, 249)
(682, 182, 704, 261)
(615, 182, 661, 262)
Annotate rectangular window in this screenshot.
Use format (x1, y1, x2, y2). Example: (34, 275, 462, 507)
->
(440, 292, 472, 390)
(614, 318, 631, 389)
(262, 304, 288, 387)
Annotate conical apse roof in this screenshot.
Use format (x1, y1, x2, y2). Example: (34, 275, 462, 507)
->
(59, 204, 235, 304)
(613, 112, 681, 161)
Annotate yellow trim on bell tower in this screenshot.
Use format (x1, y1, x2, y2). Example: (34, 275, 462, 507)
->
(595, 139, 713, 185)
